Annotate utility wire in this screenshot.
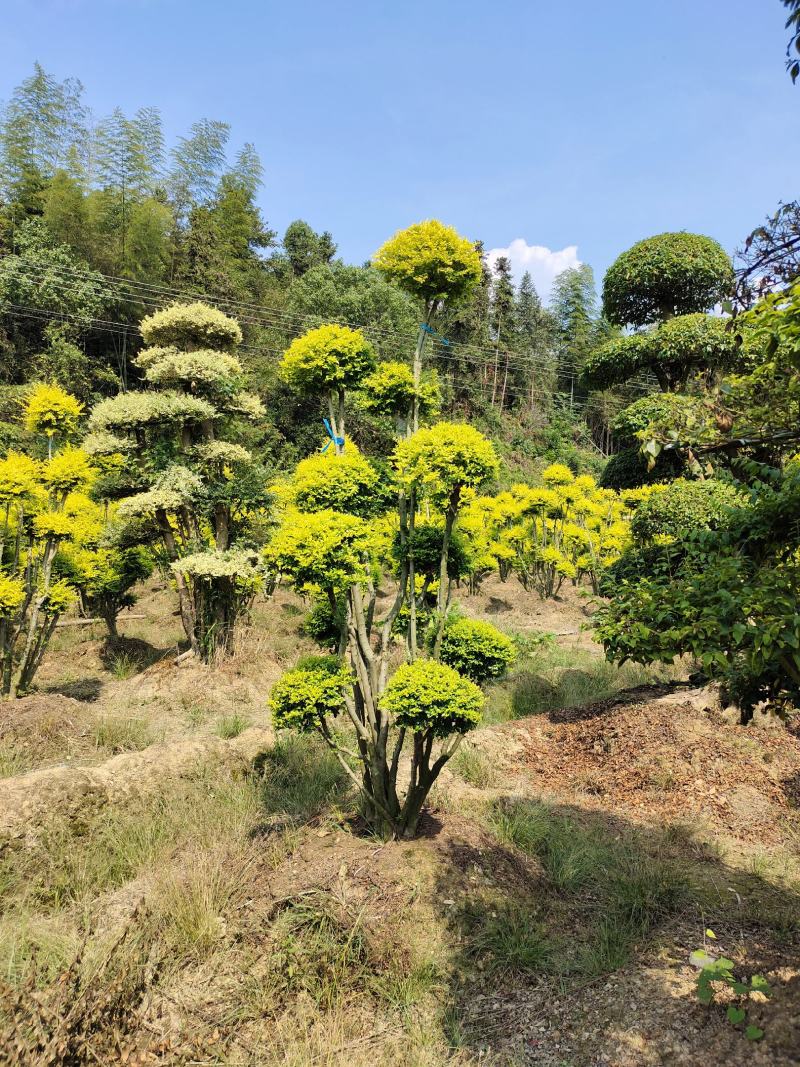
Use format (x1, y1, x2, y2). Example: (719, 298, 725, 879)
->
(6, 256, 658, 385)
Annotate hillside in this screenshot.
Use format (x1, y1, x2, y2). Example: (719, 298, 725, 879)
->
(0, 577, 797, 1066)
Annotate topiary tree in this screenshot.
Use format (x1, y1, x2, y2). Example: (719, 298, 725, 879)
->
(586, 233, 737, 487)
(437, 616, 516, 683)
(358, 361, 440, 436)
(602, 232, 734, 328)
(280, 324, 375, 455)
(265, 403, 498, 837)
(599, 394, 705, 489)
(584, 313, 739, 393)
(0, 386, 95, 696)
(270, 656, 483, 835)
(374, 220, 482, 431)
(87, 302, 269, 660)
(394, 422, 499, 653)
(596, 280, 800, 722)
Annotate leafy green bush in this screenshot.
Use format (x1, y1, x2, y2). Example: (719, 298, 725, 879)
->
(295, 653, 343, 674)
(300, 599, 343, 646)
(391, 522, 472, 581)
(611, 393, 709, 443)
(269, 665, 351, 733)
(359, 361, 440, 423)
(631, 478, 744, 542)
(379, 659, 484, 738)
(600, 447, 682, 490)
(438, 617, 516, 683)
(595, 469, 800, 722)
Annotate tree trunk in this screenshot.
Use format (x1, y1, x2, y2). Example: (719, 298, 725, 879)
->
(412, 302, 434, 433)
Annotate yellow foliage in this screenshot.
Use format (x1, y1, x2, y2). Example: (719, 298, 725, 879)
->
(0, 452, 39, 501)
(23, 383, 83, 438)
(373, 220, 482, 305)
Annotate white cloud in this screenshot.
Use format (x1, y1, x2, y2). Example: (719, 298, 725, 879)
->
(486, 239, 582, 304)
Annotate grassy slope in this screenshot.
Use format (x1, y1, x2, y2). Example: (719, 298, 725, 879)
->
(0, 576, 798, 1065)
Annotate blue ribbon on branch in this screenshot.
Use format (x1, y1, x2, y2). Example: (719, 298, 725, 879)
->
(420, 322, 450, 346)
(321, 417, 345, 453)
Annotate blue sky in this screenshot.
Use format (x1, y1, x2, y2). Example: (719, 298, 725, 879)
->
(2, 0, 798, 300)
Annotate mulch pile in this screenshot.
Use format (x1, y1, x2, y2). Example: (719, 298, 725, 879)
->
(512, 689, 800, 842)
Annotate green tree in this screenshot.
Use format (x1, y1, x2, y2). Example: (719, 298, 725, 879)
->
(87, 302, 269, 659)
(176, 173, 274, 300)
(169, 118, 230, 215)
(0, 63, 88, 213)
(282, 220, 337, 278)
(0, 218, 112, 387)
(595, 278, 800, 720)
(286, 262, 417, 338)
(489, 255, 517, 408)
(602, 232, 733, 328)
(784, 0, 800, 80)
(550, 263, 598, 400)
(374, 220, 482, 431)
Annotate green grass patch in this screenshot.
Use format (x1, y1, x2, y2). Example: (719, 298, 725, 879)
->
(449, 742, 497, 788)
(462, 799, 688, 979)
(461, 901, 551, 976)
(215, 711, 250, 739)
(483, 642, 682, 724)
(93, 715, 153, 753)
(259, 734, 351, 821)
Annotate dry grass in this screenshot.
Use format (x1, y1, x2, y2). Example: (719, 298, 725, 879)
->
(1, 577, 798, 1065)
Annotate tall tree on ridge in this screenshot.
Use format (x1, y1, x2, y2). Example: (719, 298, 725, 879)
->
(550, 263, 598, 403)
(515, 270, 556, 410)
(489, 255, 516, 408)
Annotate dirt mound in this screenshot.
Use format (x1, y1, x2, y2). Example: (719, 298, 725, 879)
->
(0, 693, 88, 741)
(0, 726, 272, 846)
(492, 686, 800, 842)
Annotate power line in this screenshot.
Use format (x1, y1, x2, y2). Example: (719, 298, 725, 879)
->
(6, 257, 655, 383)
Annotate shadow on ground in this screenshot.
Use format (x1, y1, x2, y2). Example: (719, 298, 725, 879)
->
(431, 796, 800, 1066)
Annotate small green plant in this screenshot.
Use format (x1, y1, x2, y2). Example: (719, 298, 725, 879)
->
(510, 629, 555, 660)
(92, 715, 153, 753)
(106, 650, 138, 680)
(692, 932, 771, 1041)
(215, 712, 250, 739)
(462, 902, 551, 975)
(258, 735, 350, 820)
(450, 743, 497, 788)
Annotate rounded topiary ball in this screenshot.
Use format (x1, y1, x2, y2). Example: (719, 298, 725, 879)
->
(379, 659, 484, 737)
(438, 617, 516, 684)
(602, 232, 733, 328)
(630, 478, 745, 542)
(140, 302, 243, 351)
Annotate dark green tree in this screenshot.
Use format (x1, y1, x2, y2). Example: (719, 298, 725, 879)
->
(282, 219, 337, 278)
(550, 263, 598, 400)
